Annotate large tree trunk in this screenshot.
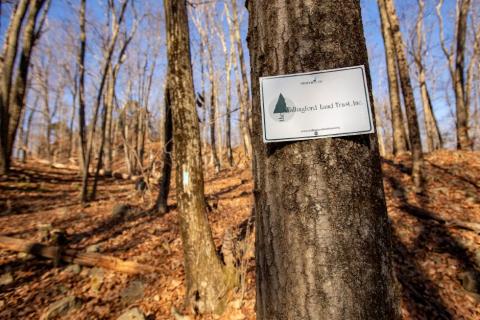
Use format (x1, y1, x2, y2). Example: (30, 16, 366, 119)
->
(154, 85, 173, 215)
(383, 0, 424, 190)
(231, 0, 252, 159)
(377, 0, 408, 155)
(164, 0, 235, 314)
(453, 0, 472, 150)
(247, 1, 399, 319)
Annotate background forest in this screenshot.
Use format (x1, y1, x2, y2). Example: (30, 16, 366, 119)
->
(0, 0, 479, 319)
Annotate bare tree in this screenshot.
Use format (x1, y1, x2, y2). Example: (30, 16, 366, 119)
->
(436, 0, 473, 150)
(413, 0, 443, 152)
(79, 0, 129, 202)
(91, 9, 137, 199)
(214, 7, 234, 167)
(164, 0, 236, 313)
(377, 0, 409, 155)
(383, 0, 424, 190)
(0, 0, 49, 174)
(230, 0, 252, 159)
(192, 9, 221, 173)
(77, 0, 87, 174)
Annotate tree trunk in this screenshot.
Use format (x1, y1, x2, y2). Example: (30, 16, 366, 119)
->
(21, 107, 35, 162)
(7, 0, 47, 161)
(164, 0, 235, 314)
(231, 0, 252, 159)
(384, 0, 424, 190)
(454, 0, 472, 150)
(207, 43, 221, 174)
(247, 1, 399, 319)
(414, 0, 443, 152)
(155, 85, 173, 215)
(0, 0, 47, 174)
(67, 77, 78, 160)
(77, 0, 87, 177)
(90, 77, 112, 200)
(0, 0, 29, 174)
(375, 101, 387, 157)
(215, 10, 234, 167)
(104, 69, 114, 173)
(377, 0, 408, 155)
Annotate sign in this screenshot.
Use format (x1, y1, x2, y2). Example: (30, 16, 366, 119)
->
(260, 65, 374, 143)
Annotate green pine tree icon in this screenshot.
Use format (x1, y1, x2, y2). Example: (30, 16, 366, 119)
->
(274, 93, 288, 114)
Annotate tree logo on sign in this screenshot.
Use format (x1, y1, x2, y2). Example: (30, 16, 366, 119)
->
(269, 93, 294, 122)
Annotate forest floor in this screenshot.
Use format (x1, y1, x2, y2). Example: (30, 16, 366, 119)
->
(0, 150, 479, 319)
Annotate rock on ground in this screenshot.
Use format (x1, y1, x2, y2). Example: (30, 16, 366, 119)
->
(40, 296, 80, 320)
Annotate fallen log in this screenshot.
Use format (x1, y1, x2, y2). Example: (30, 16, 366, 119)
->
(0, 236, 157, 274)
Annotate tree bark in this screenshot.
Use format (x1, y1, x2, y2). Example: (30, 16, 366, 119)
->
(164, 0, 235, 314)
(247, 1, 399, 319)
(453, 0, 472, 150)
(154, 85, 173, 215)
(384, 0, 424, 190)
(377, 0, 408, 155)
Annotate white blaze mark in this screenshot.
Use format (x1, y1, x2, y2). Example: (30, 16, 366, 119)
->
(182, 170, 189, 188)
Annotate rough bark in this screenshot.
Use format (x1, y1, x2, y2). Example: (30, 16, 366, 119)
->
(154, 85, 173, 215)
(414, 0, 443, 152)
(231, 0, 252, 159)
(164, 0, 235, 314)
(453, 0, 472, 150)
(384, 0, 424, 190)
(377, 0, 408, 155)
(247, 1, 399, 319)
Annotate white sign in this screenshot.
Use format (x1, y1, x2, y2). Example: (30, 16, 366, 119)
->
(260, 65, 374, 143)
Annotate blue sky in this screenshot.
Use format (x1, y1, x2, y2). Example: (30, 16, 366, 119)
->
(0, 0, 476, 150)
